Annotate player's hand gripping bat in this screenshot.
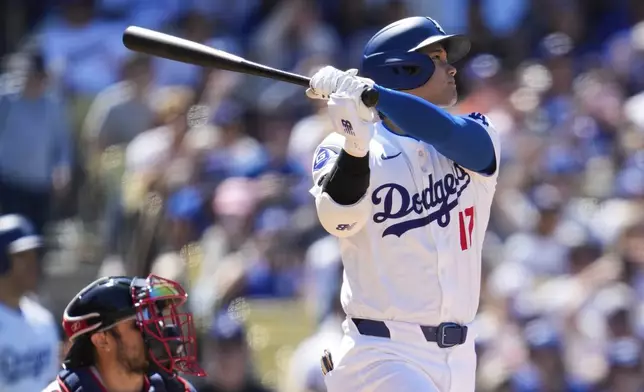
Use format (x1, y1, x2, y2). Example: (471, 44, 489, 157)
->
(122, 26, 379, 107)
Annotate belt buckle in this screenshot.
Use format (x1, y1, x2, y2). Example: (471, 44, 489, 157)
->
(437, 322, 462, 348)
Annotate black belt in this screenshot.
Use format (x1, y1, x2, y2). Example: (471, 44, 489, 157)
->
(352, 318, 468, 348)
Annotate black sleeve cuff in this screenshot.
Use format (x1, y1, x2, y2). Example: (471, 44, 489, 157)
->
(320, 150, 370, 205)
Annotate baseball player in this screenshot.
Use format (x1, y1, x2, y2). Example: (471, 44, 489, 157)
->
(41, 274, 203, 392)
(306, 17, 500, 391)
(0, 214, 60, 392)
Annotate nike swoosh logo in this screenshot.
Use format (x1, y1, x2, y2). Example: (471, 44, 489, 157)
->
(381, 152, 401, 161)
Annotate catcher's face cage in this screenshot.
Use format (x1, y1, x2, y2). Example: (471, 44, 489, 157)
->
(131, 275, 205, 377)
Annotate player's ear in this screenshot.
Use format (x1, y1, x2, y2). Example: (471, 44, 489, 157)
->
(90, 332, 111, 353)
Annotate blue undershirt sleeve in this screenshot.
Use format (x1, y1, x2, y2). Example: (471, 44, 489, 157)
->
(374, 85, 496, 174)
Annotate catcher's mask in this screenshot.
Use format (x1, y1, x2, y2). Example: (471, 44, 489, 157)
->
(62, 274, 204, 377)
(132, 275, 203, 376)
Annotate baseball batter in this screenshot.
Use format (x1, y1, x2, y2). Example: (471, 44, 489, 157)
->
(306, 17, 500, 391)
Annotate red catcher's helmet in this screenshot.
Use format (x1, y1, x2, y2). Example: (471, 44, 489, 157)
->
(62, 275, 205, 377)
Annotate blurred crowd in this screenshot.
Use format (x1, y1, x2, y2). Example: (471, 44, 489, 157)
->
(2, 0, 644, 391)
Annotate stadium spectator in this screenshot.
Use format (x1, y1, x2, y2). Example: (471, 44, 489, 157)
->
(0, 51, 72, 236)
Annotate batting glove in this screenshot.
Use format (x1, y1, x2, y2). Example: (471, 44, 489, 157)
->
(306, 66, 374, 100)
(327, 91, 377, 157)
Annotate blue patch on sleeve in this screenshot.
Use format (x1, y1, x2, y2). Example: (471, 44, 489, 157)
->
(313, 147, 336, 171)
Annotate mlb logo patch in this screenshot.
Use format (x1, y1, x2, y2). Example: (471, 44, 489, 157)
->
(313, 147, 336, 171)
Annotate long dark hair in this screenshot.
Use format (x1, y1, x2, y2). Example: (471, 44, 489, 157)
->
(63, 335, 96, 368)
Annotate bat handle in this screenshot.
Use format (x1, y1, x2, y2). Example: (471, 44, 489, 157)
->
(361, 87, 379, 108)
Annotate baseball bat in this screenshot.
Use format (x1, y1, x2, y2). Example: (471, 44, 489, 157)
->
(122, 26, 379, 107)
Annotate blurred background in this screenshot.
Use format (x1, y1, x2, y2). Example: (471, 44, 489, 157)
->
(1, 0, 644, 391)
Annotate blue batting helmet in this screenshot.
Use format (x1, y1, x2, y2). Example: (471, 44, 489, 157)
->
(0, 214, 42, 275)
(360, 16, 471, 90)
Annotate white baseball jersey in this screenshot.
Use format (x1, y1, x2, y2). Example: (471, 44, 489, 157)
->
(0, 296, 60, 392)
(310, 113, 500, 326)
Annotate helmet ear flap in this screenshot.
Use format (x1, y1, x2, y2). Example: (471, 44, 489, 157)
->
(360, 50, 435, 90)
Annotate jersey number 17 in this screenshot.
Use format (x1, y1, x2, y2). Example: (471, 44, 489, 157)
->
(458, 206, 475, 251)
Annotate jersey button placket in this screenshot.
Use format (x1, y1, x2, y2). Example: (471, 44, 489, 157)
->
(417, 144, 446, 318)
(420, 144, 448, 319)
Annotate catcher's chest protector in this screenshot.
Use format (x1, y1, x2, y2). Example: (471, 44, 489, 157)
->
(56, 368, 190, 392)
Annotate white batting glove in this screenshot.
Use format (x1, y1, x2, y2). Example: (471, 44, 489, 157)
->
(306, 66, 349, 100)
(306, 66, 374, 101)
(327, 91, 377, 157)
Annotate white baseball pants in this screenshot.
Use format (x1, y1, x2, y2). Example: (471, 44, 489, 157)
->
(323, 318, 477, 392)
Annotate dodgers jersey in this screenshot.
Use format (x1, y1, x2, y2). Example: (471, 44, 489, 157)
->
(309, 113, 500, 326)
(0, 296, 60, 392)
